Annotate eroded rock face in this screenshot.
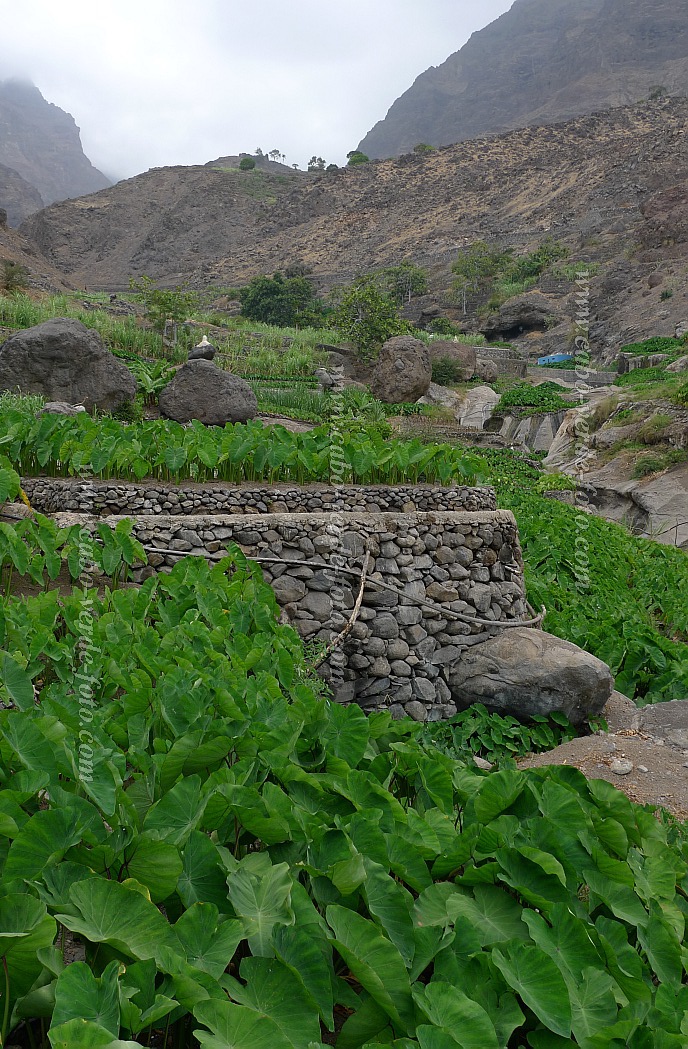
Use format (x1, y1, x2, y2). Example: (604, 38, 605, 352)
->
(480, 294, 560, 340)
(448, 627, 614, 727)
(158, 360, 257, 425)
(0, 318, 136, 411)
(458, 385, 500, 429)
(369, 336, 431, 404)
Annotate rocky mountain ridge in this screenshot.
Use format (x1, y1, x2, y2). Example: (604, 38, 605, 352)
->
(18, 97, 688, 357)
(0, 78, 111, 223)
(358, 0, 688, 159)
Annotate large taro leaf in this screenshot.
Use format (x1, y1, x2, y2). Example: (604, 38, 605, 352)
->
(193, 998, 295, 1049)
(412, 982, 499, 1049)
(465, 770, 525, 825)
(414, 883, 461, 932)
(1, 710, 59, 773)
(361, 858, 415, 967)
(122, 832, 183, 902)
(51, 959, 122, 1036)
(56, 878, 180, 963)
(496, 846, 569, 912)
(173, 903, 243, 979)
(0, 893, 47, 956)
(568, 968, 619, 1042)
(445, 885, 527, 946)
(4, 914, 57, 1034)
(637, 900, 683, 989)
(4, 803, 100, 884)
(233, 956, 322, 1048)
(326, 905, 415, 1034)
(0, 651, 34, 710)
(0, 894, 55, 1029)
(273, 924, 334, 1031)
(520, 906, 603, 982)
(584, 865, 648, 927)
(226, 860, 294, 957)
(48, 1018, 141, 1048)
(142, 773, 207, 845)
(594, 916, 651, 1007)
(492, 942, 572, 1039)
(178, 830, 234, 912)
(35, 862, 98, 915)
(320, 701, 370, 768)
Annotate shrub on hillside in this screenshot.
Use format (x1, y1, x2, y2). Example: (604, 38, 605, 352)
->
(432, 356, 468, 386)
(1, 259, 30, 292)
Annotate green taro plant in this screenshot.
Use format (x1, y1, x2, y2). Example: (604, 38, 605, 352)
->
(421, 704, 577, 764)
(0, 406, 483, 487)
(0, 549, 687, 1045)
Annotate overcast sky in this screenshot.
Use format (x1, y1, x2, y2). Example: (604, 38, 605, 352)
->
(0, 0, 513, 181)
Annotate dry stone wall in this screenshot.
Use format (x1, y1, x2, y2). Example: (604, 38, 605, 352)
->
(23, 480, 496, 516)
(56, 493, 528, 721)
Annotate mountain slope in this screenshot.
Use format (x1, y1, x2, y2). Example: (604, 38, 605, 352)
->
(0, 79, 111, 215)
(0, 162, 44, 227)
(18, 97, 688, 352)
(358, 0, 688, 158)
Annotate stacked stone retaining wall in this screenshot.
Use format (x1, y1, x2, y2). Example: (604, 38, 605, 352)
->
(24, 480, 496, 516)
(58, 504, 528, 722)
(476, 345, 528, 378)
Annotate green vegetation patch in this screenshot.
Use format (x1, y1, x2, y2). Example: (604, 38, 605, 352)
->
(620, 336, 685, 357)
(471, 448, 688, 703)
(495, 382, 571, 415)
(0, 405, 482, 486)
(421, 704, 578, 765)
(0, 546, 686, 1045)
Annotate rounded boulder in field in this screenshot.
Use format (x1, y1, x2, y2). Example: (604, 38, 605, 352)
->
(448, 627, 614, 727)
(370, 336, 432, 404)
(0, 318, 137, 411)
(159, 360, 257, 425)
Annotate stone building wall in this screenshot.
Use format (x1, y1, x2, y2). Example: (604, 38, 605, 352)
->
(62, 506, 528, 722)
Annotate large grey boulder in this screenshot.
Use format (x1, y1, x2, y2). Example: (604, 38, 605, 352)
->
(667, 355, 688, 374)
(448, 627, 613, 727)
(159, 360, 257, 425)
(458, 385, 500, 429)
(0, 318, 136, 411)
(369, 336, 431, 404)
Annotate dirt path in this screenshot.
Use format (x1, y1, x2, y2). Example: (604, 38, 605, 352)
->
(518, 694, 688, 819)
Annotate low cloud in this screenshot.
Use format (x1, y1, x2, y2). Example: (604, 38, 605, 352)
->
(0, 0, 513, 179)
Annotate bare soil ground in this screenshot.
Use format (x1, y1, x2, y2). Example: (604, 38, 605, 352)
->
(519, 694, 688, 819)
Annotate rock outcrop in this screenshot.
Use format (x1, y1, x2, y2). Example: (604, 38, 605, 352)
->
(480, 293, 561, 341)
(358, 0, 688, 159)
(0, 78, 110, 213)
(0, 318, 136, 411)
(158, 360, 258, 425)
(369, 336, 431, 404)
(0, 162, 44, 227)
(448, 627, 614, 727)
